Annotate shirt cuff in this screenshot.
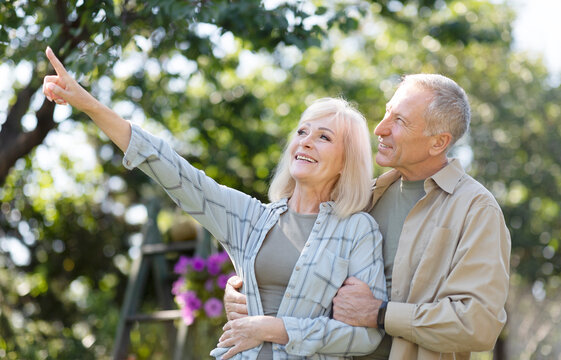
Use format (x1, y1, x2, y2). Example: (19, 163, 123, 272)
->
(384, 301, 414, 341)
(281, 317, 303, 355)
(122, 122, 146, 170)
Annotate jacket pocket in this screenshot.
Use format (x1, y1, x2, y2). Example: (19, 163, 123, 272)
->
(410, 226, 453, 289)
(306, 249, 349, 309)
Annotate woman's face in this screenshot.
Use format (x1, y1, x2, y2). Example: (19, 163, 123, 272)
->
(288, 116, 345, 192)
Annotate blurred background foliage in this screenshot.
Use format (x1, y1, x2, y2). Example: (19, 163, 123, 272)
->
(0, 0, 560, 359)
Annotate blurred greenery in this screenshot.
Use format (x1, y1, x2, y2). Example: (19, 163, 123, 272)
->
(1, 0, 560, 359)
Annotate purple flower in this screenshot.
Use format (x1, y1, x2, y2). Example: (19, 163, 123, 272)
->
(219, 251, 231, 263)
(204, 297, 223, 318)
(181, 306, 195, 325)
(186, 293, 202, 311)
(217, 274, 229, 289)
(191, 256, 206, 272)
(207, 253, 221, 264)
(171, 277, 185, 296)
(207, 260, 221, 276)
(204, 278, 214, 292)
(177, 290, 202, 311)
(173, 255, 190, 274)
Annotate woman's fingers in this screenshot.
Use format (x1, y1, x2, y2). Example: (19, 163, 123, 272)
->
(45, 47, 69, 78)
(43, 75, 67, 103)
(221, 345, 242, 360)
(45, 83, 69, 104)
(222, 321, 232, 331)
(217, 336, 234, 348)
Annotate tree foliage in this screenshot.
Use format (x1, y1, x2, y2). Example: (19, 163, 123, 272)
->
(1, 0, 560, 358)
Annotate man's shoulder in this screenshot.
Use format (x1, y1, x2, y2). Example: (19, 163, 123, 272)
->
(455, 172, 502, 210)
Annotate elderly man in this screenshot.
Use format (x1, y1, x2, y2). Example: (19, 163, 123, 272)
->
(225, 74, 511, 360)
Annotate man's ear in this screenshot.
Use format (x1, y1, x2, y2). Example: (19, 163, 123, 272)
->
(429, 133, 452, 156)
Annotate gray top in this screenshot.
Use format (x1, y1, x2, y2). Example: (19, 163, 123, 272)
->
(360, 178, 425, 360)
(255, 209, 316, 359)
(123, 123, 386, 359)
(370, 178, 426, 295)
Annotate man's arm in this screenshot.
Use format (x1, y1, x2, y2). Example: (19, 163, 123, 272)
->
(332, 277, 383, 328)
(383, 204, 510, 352)
(333, 204, 510, 353)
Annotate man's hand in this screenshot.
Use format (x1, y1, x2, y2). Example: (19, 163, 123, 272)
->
(332, 276, 383, 328)
(224, 275, 248, 321)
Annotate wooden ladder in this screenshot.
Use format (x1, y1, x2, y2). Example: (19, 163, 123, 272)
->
(112, 199, 213, 360)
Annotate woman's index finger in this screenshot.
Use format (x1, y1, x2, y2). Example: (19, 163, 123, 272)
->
(45, 47, 68, 77)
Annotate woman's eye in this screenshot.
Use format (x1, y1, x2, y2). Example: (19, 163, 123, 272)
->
(320, 134, 331, 141)
(297, 129, 306, 135)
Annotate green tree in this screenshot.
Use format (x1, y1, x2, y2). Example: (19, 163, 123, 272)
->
(1, 0, 467, 358)
(2, 0, 560, 359)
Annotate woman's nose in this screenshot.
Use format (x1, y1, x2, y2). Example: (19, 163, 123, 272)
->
(300, 134, 313, 147)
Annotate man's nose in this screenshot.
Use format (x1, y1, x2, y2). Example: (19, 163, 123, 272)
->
(374, 116, 391, 136)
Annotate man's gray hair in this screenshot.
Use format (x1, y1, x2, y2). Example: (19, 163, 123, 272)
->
(401, 74, 471, 148)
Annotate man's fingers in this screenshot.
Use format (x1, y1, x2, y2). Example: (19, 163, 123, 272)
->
(45, 47, 69, 77)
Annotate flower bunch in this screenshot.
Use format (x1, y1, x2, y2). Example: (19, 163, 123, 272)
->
(172, 251, 235, 325)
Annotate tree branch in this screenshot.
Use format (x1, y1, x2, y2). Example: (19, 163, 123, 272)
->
(0, 89, 56, 186)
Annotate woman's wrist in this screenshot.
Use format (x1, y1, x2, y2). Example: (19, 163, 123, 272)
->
(257, 316, 288, 345)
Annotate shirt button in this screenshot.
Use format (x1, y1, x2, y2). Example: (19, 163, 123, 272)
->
(305, 243, 310, 247)
(295, 266, 301, 271)
(285, 292, 291, 298)
(316, 220, 321, 224)
(125, 160, 131, 166)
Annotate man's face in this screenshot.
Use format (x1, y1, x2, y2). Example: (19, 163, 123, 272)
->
(374, 83, 435, 180)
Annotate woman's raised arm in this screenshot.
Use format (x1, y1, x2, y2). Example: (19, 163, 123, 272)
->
(43, 47, 131, 152)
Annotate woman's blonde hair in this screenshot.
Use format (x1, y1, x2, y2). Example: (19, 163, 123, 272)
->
(268, 97, 373, 218)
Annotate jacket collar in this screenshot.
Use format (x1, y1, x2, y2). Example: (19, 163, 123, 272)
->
(429, 158, 465, 194)
(370, 158, 465, 206)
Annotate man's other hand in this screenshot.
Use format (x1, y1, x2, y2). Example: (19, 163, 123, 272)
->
(332, 276, 383, 328)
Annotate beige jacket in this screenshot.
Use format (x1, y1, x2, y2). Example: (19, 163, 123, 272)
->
(372, 159, 510, 360)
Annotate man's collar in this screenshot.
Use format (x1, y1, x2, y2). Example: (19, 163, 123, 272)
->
(429, 158, 465, 194)
(373, 158, 465, 195)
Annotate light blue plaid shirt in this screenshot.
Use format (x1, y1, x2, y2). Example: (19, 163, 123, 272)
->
(123, 124, 387, 359)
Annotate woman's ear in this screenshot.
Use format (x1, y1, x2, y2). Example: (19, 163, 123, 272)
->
(429, 132, 452, 156)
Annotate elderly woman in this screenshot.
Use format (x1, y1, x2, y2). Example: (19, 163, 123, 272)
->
(43, 47, 386, 359)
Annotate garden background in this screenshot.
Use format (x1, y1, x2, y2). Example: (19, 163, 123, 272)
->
(1, 0, 560, 359)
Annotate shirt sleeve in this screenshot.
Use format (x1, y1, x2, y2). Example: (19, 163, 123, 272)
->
(283, 214, 387, 356)
(122, 123, 263, 265)
(385, 203, 511, 352)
